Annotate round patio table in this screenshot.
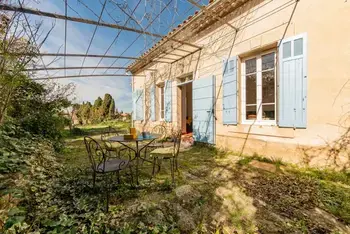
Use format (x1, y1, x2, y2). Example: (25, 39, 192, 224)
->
(108, 134, 160, 185)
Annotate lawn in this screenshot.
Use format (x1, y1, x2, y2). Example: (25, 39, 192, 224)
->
(58, 121, 350, 233)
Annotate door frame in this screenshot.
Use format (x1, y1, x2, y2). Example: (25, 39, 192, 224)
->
(177, 80, 193, 134)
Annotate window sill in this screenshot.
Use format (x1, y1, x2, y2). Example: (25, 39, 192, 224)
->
(240, 120, 277, 126)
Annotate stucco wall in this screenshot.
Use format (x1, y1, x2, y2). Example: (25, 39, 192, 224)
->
(132, 0, 350, 166)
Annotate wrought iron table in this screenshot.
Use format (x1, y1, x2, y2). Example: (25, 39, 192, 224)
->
(108, 134, 160, 185)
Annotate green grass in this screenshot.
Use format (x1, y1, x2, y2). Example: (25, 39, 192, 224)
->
(237, 153, 285, 169)
(57, 123, 350, 233)
(318, 181, 350, 224)
(290, 167, 350, 186)
(237, 157, 253, 166)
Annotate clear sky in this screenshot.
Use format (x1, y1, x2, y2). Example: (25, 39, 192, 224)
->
(22, 0, 207, 113)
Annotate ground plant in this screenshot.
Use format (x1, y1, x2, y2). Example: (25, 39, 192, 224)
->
(2, 121, 349, 233)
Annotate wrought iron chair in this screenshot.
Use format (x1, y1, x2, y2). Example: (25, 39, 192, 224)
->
(101, 126, 128, 158)
(150, 125, 168, 147)
(84, 136, 133, 211)
(143, 125, 167, 161)
(150, 129, 182, 184)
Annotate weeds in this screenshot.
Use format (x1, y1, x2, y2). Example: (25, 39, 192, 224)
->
(318, 181, 350, 224)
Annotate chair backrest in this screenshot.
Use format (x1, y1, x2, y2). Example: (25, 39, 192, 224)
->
(84, 136, 107, 172)
(101, 127, 121, 149)
(151, 125, 167, 139)
(172, 129, 182, 157)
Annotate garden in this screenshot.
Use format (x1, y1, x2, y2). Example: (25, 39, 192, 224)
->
(2, 118, 350, 233)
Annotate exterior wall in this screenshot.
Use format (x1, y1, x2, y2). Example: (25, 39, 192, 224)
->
(133, 0, 350, 166)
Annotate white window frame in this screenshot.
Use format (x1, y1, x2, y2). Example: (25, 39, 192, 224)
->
(158, 84, 165, 121)
(241, 49, 277, 126)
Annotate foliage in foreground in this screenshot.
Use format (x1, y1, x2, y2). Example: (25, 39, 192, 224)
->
(0, 122, 61, 231)
(0, 122, 178, 233)
(1, 121, 349, 233)
(7, 78, 72, 150)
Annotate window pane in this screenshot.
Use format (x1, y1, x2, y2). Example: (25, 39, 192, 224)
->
(262, 104, 275, 120)
(283, 41, 291, 59)
(245, 58, 256, 74)
(246, 105, 257, 120)
(246, 74, 256, 105)
(294, 38, 303, 56)
(262, 52, 275, 70)
(262, 70, 275, 103)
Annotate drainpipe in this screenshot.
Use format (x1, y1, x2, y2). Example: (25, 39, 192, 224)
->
(131, 73, 134, 128)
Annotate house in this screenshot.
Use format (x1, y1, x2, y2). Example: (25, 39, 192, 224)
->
(129, 0, 350, 166)
(120, 113, 131, 122)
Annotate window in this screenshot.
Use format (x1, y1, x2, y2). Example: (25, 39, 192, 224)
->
(242, 51, 276, 124)
(159, 85, 165, 119)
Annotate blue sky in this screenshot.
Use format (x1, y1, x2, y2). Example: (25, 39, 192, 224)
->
(23, 0, 207, 113)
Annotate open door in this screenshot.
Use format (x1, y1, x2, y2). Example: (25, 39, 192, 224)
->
(192, 76, 215, 144)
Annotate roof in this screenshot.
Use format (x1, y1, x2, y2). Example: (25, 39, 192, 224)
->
(128, 0, 247, 74)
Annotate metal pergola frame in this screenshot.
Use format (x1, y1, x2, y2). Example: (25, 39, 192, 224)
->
(33, 74, 145, 80)
(0, 4, 202, 49)
(22, 66, 155, 72)
(126, 0, 246, 73)
(0, 2, 204, 80)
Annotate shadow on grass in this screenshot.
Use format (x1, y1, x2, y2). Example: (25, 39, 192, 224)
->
(62, 121, 131, 140)
(56, 129, 350, 233)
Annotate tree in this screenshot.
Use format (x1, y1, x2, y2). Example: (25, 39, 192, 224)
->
(102, 94, 113, 118)
(94, 97, 103, 107)
(82, 102, 92, 124)
(109, 99, 115, 119)
(92, 97, 103, 121)
(6, 76, 73, 150)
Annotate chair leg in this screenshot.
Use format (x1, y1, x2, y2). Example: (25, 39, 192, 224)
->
(93, 171, 96, 188)
(152, 157, 158, 177)
(170, 159, 175, 185)
(175, 157, 178, 171)
(105, 174, 112, 212)
(157, 158, 162, 174)
(152, 157, 156, 176)
(117, 170, 121, 184)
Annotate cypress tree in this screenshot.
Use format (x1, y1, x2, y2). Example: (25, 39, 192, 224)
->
(92, 97, 103, 121)
(102, 94, 112, 118)
(109, 98, 115, 119)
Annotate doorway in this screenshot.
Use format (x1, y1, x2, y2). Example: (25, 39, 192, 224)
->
(178, 81, 193, 134)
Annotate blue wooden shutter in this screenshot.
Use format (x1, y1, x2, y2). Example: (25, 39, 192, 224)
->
(164, 80, 172, 122)
(135, 89, 144, 121)
(193, 76, 216, 144)
(222, 56, 238, 124)
(279, 33, 307, 128)
(150, 85, 156, 121)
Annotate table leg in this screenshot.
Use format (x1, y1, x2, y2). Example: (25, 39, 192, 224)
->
(136, 141, 139, 185)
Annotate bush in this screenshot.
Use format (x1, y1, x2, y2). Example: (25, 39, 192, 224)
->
(0, 122, 62, 231)
(6, 79, 72, 151)
(70, 127, 85, 136)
